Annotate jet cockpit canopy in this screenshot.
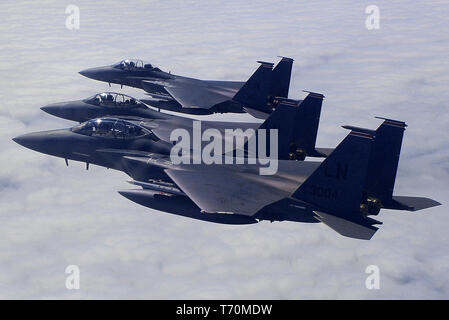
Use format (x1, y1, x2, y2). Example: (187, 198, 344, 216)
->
(71, 118, 153, 139)
(83, 92, 145, 108)
(112, 59, 158, 71)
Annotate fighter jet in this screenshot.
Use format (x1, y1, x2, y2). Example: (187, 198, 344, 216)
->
(120, 118, 440, 240)
(79, 58, 294, 118)
(42, 61, 277, 122)
(12, 117, 173, 178)
(14, 92, 330, 183)
(40, 92, 171, 123)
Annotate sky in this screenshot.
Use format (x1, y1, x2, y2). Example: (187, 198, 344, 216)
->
(0, 0, 448, 299)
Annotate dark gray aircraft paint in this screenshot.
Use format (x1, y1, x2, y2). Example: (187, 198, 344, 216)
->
(79, 58, 294, 118)
(135, 118, 439, 240)
(12, 118, 173, 180)
(46, 60, 285, 121)
(15, 93, 329, 176)
(14, 96, 333, 227)
(14, 107, 440, 238)
(40, 92, 173, 123)
(41, 59, 328, 161)
(40, 92, 171, 123)
(118, 189, 258, 225)
(16, 54, 440, 239)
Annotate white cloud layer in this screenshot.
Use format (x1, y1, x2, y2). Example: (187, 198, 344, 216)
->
(0, 0, 448, 299)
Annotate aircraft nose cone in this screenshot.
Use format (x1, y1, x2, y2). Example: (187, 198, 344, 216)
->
(12, 134, 25, 146)
(12, 132, 45, 150)
(41, 101, 94, 122)
(13, 130, 71, 156)
(41, 103, 63, 117)
(79, 66, 112, 81)
(79, 68, 93, 78)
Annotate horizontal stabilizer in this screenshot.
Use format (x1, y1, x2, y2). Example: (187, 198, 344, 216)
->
(314, 211, 379, 240)
(165, 165, 293, 216)
(386, 196, 441, 211)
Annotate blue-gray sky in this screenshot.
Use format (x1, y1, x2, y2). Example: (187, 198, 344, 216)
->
(0, 0, 448, 299)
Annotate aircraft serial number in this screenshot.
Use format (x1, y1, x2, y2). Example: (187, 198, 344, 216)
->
(302, 184, 338, 200)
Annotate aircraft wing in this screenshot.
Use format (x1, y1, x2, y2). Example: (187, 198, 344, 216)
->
(142, 77, 238, 109)
(203, 80, 244, 91)
(164, 82, 236, 109)
(142, 92, 174, 101)
(165, 164, 299, 216)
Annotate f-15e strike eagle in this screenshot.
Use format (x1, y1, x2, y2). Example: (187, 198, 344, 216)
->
(78, 57, 294, 118)
(13, 57, 440, 240)
(120, 117, 440, 240)
(14, 92, 329, 179)
(42, 61, 281, 122)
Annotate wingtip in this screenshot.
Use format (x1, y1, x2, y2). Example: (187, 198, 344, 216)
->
(256, 61, 274, 68)
(277, 56, 294, 62)
(302, 90, 325, 99)
(375, 116, 407, 128)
